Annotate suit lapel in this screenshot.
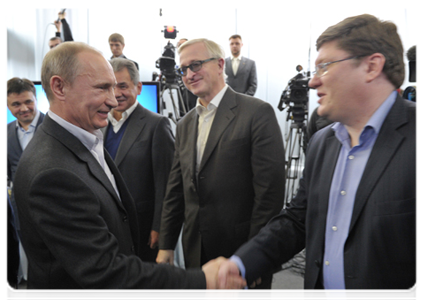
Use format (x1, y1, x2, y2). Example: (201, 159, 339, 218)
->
(9, 121, 23, 155)
(199, 89, 236, 173)
(43, 115, 125, 211)
(349, 96, 408, 232)
(226, 58, 234, 76)
(236, 57, 245, 76)
(114, 105, 146, 167)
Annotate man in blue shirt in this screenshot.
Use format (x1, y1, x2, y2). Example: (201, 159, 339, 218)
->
(218, 14, 415, 289)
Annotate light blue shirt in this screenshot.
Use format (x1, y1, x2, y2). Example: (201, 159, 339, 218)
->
(323, 91, 397, 289)
(231, 91, 398, 289)
(17, 110, 40, 150)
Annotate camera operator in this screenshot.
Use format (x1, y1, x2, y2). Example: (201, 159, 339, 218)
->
(49, 10, 73, 50)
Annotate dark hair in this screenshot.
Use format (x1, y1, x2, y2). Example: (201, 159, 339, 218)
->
(229, 34, 242, 41)
(316, 14, 404, 88)
(7, 77, 36, 98)
(49, 37, 63, 42)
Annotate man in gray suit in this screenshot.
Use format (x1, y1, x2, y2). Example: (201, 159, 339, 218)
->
(157, 38, 285, 288)
(103, 58, 175, 263)
(13, 41, 244, 289)
(225, 34, 257, 96)
(5, 77, 44, 233)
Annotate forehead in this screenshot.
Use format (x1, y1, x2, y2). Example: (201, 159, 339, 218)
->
(7, 91, 36, 103)
(179, 43, 209, 64)
(315, 41, 347, 64)
(77, 52, 115, 81)
(114, 68, 132, 82)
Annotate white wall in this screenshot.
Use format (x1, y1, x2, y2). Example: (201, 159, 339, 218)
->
(6, 2, 418, 139)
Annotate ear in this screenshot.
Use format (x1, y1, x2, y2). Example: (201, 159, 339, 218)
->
(50, 75, 67, 101)
(137, 81, 142, 96)
(217, 58, 225, 72)
(365, 53, 386, 83)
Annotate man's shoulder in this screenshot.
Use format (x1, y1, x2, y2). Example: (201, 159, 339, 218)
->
(7, 120, 17, 131)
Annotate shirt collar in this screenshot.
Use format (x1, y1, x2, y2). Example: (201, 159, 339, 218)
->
(108, 101, 138, 124)
(231, 55, 242, 61)
(332, 90, 397, 141)
(47, 110, 104, 152)
(195, 84, 229, 115)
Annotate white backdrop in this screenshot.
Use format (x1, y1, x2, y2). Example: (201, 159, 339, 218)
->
(6, 1, 419, 139)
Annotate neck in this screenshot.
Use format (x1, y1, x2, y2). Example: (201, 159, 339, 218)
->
(112, 110, 123, 121)
(19, 121, 31, 131)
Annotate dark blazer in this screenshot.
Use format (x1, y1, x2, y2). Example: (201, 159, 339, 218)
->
(159, 87, 285, 269)
(7, 112, 45, 184)
(7, 112, 45, 234)
(102, 104, 175, 262)
(225, 57, 257, 96)
(235, 95, 416, 289)
(14, 114, 205, 289)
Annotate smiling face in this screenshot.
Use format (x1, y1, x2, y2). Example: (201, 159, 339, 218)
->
(113, 67, 141, 113)
(61, 51, 118, 133)
(309, 41, 365, 124)
(7, 91, 38, 129)
(179, 42, 225, 105)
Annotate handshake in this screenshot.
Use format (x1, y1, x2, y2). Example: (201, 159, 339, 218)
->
(201, 257, 246, 289)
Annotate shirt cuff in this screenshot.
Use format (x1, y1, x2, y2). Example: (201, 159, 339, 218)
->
(230, 255, 248, 289)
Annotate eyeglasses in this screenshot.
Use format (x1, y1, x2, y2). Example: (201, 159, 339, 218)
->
(177, 58, 217, 76)
(313, 56, 364, 77)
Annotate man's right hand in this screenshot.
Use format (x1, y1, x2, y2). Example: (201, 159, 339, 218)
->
(156, 249, 174, 265)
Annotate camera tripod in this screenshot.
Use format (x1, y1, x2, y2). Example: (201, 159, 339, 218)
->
(159, 78, 187, 124)
(284, 118, 307, 206)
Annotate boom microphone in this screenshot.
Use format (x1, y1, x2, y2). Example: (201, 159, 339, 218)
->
(57, 9, 66, 22)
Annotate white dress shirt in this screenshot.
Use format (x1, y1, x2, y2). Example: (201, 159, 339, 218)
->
(107, 101, 138, 133)
(47, 110, 121, 200)
(195, 84, 229, 176)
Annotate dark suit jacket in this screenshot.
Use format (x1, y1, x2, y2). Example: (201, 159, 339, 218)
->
(102, 104, 175, 262)
(7, 112, 45, 184)
(225, 57, 257, 96)
(235, 95, 416, 289)
(14, 114, 205, 289)
(159, 87, 285, 269)
(7, 113, 45, 233)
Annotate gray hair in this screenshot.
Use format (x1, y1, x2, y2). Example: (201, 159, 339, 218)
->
(109, 58, 139, 85)
(41, 42, 101, 101)
(178, 38, 225, 59)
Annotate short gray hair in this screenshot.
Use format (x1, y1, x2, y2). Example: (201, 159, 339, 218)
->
(178, 38, 225, 59)
(41, 42, 101, 101)
(109, 58, 139, 85)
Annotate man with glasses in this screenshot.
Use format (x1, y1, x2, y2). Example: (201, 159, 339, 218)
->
(217, 14, 415, 289)
(157, 38, 285, 289)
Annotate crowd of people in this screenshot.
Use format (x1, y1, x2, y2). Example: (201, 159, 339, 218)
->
(7, 12, 415, 291)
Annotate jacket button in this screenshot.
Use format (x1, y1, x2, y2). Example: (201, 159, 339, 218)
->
(123, 215, 128, 222)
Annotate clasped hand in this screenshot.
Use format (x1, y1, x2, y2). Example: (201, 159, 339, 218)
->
(202, 257, 246, 289)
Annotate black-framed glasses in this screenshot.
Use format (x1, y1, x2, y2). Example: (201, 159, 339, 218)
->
(177, 58, 217, 76)
(313, 56, 364, 77)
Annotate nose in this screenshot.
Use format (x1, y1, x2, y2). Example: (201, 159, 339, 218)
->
(308, 73, 321, 90)
(106, 88, 118, 109)
(20, 103, 29, 112)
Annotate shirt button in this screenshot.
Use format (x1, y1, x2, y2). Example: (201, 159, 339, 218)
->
(341, 191, 346, 196)
(332, 226, 338, 231)
(348, 155, 354, 160)
(325, 261, 330, 266)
